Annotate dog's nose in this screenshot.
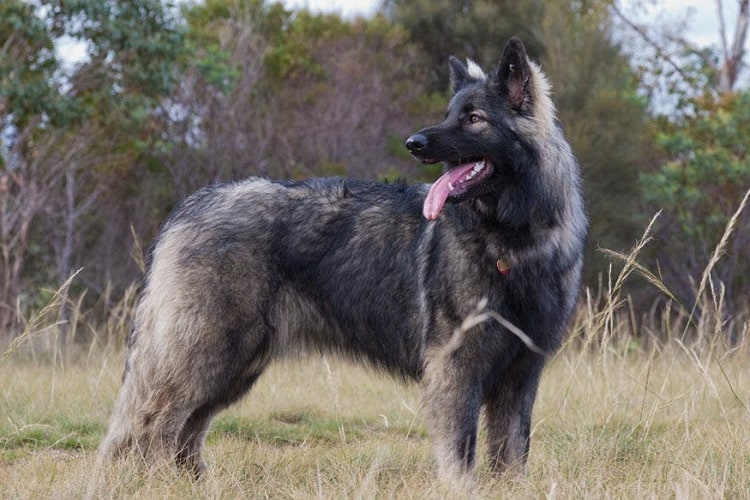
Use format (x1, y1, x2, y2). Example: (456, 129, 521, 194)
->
(405, 133, 427, 152)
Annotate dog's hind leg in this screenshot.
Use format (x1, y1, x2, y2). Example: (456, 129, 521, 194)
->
(483, 353, 545, 475)
(164, 319, 273, 476)
(175, 370, 265, 477)
(99, 364, 189, 471)
(101, 303, 274, 476)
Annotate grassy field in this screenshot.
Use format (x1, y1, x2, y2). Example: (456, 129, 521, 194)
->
(1, 333, 748, 499)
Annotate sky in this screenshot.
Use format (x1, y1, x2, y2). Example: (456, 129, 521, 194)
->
(283, 0, 379, 18)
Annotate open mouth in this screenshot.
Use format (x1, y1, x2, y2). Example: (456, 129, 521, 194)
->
(423, 158, 494, 220)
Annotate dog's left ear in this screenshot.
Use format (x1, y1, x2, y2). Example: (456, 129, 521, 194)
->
(449, 56, 470, 94)
(493, 37, 531, 111)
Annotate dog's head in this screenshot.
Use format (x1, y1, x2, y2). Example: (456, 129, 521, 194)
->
(406, 37, 555, 220)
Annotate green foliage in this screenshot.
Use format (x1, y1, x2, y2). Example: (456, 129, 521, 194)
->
(644, 93, 750, 238)
(263, 11, 414, 92)
(175, 2, 427, 185)
(641, 92, 750, 308)
(264, 11, 348, 82)
(183, 0, 283, 93)
(0, 0, 191, 332)
(3, 0, 188, 153)
(0, 0, 69, 131)
(45, 0, 187, 100)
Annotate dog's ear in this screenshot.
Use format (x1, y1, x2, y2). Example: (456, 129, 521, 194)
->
(493, 37, 531, 111)
(449, 56, 487, 93)
(449, 56, 470, 93)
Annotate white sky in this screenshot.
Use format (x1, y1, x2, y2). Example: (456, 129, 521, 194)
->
(283, 0, 379, 18)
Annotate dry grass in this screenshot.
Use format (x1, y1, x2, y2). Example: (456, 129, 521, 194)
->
(2, 193, 749, 498)
(1, 340, 748, 499)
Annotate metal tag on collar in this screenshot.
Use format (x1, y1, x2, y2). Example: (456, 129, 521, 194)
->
(497, 259, 511, 275)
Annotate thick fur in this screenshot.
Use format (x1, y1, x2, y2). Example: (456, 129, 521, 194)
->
(100, 37, 586, 482)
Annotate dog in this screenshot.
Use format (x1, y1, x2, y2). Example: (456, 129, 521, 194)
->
(100, 37, 586, 483)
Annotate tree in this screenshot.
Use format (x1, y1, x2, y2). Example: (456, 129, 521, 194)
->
(38, 0, 188, 292)
(261, 12, 428, 179)
(641, 92, 750, 324)
(0, 124, 55, 333)
(0, 0, 72, 132)
(716, 0, 748, 92)
(0, 0, 70, 333)
(171, 1, 429, 191)
(617, 0, 750, 324)
(613, 0, 749, 108)
(167, 0, 284, 195)
(1, 0, 188, 337)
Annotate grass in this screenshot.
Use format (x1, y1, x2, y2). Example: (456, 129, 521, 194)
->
(1, 339, 748, 498)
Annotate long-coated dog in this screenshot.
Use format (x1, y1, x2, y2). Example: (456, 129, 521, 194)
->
(100, 37, 586, 483)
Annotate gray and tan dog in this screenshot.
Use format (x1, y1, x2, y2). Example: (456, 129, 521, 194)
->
(100, 37, 586, 483)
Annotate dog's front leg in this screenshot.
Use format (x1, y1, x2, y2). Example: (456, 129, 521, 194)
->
(483, 352, 545, 476)
(421, 348, 482, 485)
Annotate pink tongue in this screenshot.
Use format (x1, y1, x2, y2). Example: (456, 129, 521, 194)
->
(423, 162, 479, 220)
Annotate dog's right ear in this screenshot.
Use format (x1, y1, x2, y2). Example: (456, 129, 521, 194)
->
(494, 37, 532, 111)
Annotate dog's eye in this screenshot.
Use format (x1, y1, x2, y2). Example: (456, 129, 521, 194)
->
(468, 114, 483, 124)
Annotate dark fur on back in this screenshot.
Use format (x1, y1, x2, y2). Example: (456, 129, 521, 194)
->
(100, 37, 586, 483)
